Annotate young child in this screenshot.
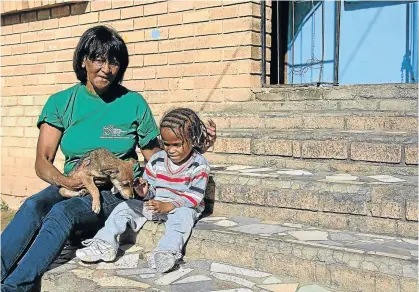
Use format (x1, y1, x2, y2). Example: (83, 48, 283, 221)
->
(76, 108, 211, 273)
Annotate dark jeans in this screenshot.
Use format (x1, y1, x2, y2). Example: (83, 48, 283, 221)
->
(1, 185, 124, 292)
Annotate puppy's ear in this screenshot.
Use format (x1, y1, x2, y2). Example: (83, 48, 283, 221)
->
(126, 158, 137, 166)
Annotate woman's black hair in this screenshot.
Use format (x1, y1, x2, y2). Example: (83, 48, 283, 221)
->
(160, 108, 208, 153)
(73, 25, 129, 85)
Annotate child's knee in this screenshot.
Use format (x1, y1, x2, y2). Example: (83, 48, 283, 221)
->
(169, 207, 196, 228)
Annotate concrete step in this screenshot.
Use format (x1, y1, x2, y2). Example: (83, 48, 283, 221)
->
(204, 152, 418, 176)
(196, 111, 418, 133)
(134, 215, 418, 292)
(255, 84, 418, 102)
(209, 128, 418, 168)
(204, 164, 418, 238)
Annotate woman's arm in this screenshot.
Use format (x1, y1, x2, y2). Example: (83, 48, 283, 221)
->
(35, 123, 83, 190)
(140, 137, 161, 162)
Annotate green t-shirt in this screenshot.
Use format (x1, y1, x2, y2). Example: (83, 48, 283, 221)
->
(37, 83, 159, 178)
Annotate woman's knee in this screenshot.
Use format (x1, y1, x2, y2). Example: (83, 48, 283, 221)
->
(19, 186, 61, 215)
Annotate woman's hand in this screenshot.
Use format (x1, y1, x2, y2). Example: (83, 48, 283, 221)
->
(56, 173, 84, 191)
(203, 119, 217, 153)
(145, 200, 175, 214)
(133, 178, 149, 198)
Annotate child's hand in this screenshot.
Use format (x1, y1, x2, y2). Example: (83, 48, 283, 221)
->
(145, 200, 175, 214)
(133, 178, 149, 198)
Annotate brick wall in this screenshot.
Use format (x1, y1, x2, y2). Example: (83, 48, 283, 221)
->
(0, 0, 272, 208)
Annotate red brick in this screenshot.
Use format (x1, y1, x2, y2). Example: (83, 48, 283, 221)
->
(12, 22, 29, 34)
(11, 44, 28, 55)
(183, 10, 209, 23)
(144, 28, 168, 41)
(129, 55, 144, 67)
(4, 34, 21, 45)
(18, 96, 34, 106)
(27, 42, 45, 53)
(79, 12, 99, 24)
(122, 80, 144, 92)
(21, 11, 37, 23)
(111, 19, 134, 31)
(144, 54, 167, 66)
(55, 72, 77, 84)
(22, 75, 38, 85)
(158, 39, 183, 53)
(43, 18, 59, 29)
(54, 27, 72, 39)
(169, 78, 194, 90)
(144, 2, 168, 16)
(38, 74, 56, 85)
(55, 49, 73, 61)
(91, 0, 112, 12)
(132, 67, 156, 79)
(71, 2, 90, 15)
(52, 5, 70, 18)
(4, 14, 20, 25)
(168, 1, 194, 12)
(223, 17, 253, 33)
(121, 31, 144, 43)
(183, 63, 212, 76)
(195, 21, 223, 36)
(134, 16, 157, 29)
(158, 13, 182, 26)
(59, 15, 79, 27)
(20, 54, 38, 65)
(135, 42, 158, 54)
(112, 0, 134, 9)
(168, 52, 190, 64)
(121, 6, 144, 19)
(194, 1, 223, 9)
(209, 6, 239, 20)
(144, 79, 168, 91)
(99, 9, 121, 21)
(2, 46, 12, 56)
(1, 25, 13, 35)
(71, 24, 95, 37)
(169, 24, 194, 38)
(155, 66, 182, 78)
(192, 49, 222, 63)
(29, 21, 43, 32)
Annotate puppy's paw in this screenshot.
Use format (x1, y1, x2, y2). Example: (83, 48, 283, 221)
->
(92, 201, 101, 214)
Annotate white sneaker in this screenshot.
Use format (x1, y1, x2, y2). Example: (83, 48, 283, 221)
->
(75, 238, 117, 262)
(152, 250, 183, 273)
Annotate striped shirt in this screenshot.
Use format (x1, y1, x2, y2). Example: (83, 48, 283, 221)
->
(142, 150, 210, 214)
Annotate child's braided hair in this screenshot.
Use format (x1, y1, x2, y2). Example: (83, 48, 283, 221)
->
(160, 108, 207, 153)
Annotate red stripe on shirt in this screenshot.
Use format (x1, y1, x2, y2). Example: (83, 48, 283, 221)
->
(181, 194, 198, 206)
(145, 167, 155, 178)
(156, 171, 208, 183)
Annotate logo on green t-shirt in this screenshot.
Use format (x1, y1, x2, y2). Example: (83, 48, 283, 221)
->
(101, 125, 129, 139)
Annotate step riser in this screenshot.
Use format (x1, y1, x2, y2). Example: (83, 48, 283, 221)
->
(208, 174, 417, 221)
(155, 115, 418, 132)
(208, 100, 418, 114)
(205, 153, 418, 176)
(220, 116, 418, 132)
(135, 223, 418, 292)
(211, 137, 417, 165)
(210, 202, 418, 239)
(255, 84, 418, 101)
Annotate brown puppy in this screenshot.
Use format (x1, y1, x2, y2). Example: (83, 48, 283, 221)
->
(59, 148, 137, 214)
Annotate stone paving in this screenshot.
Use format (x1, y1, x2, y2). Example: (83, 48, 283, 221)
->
(194, 216, 418, 264)
(42, 244, 337, 292)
